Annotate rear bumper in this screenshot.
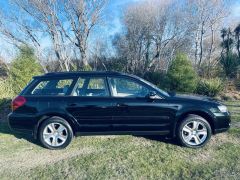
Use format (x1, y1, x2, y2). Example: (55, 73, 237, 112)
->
(8, 112, 35, 136)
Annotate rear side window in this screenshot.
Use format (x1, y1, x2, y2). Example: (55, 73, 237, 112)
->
(74, 77, 109, 97)
(31, 79, 74, 96)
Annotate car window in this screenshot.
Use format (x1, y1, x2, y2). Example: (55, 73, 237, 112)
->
(31, 78, 74, 95)
(108, 77, 150, 98)
(74, 77, 109, 97)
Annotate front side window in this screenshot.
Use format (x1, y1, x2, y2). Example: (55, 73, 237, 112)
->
(74, 77, 109, 97)
(31, 79, 73, 95)
(108, 77, 150, 98)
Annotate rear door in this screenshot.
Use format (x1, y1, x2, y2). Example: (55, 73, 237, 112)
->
(65, 76, 114, 133)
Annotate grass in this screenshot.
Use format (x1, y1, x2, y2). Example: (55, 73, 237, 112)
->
(0, 101, 239, 179)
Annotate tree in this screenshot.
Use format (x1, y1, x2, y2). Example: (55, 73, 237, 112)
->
(0, 0, 107, 71)
(10, 46, 43, 94)
(188, 0, 227, 68)
(234, 24, 240, 58)
(220, 53, 239, 78)
(220, 27, 239, 78)
(63, 0, 107, 68)
(167, 53, 198, 92)
(114, 0, 192, 74)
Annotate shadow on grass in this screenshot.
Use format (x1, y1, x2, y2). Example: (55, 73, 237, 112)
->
(135, 135, 180, 147)
(0, 121, 41, 147)
(0, 122, 180, 148)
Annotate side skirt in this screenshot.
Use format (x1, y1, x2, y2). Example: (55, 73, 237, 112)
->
(75, 130, 170, 136)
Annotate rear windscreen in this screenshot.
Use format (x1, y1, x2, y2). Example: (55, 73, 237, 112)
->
(30, 78, 74, 96)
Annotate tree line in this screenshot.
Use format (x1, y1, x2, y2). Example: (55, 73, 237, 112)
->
(0, 0, 240, 98)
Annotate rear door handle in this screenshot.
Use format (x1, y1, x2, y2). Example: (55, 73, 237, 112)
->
(116, 103, 128, 108)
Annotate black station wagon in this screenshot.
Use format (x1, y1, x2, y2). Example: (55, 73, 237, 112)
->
(8, 71, 231, 149)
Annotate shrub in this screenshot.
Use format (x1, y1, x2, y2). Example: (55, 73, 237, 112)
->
(9, 46, 43, 94)
(143, 71, 167, 89)
(220, 53, 239, 78)
(167, 52, 198, 93)
(235, 78, 240, 90)
(0, 59, 8, 78)
(81, 64, 92, 71)
(196, 78, 224, 97)
(0, 78, 15, 99)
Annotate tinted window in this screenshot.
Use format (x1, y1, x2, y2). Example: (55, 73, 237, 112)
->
(31, 79, 73, 95)
(74, 77, 109, 97)
(108, 77, 150, 98)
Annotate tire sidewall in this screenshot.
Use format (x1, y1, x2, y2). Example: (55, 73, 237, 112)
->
(38, 117, 73, 150)
(177, 115, 212, 148)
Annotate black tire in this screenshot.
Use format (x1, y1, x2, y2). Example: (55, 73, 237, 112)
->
(38, 117, 73, 150)
(177, 114, 212, 148)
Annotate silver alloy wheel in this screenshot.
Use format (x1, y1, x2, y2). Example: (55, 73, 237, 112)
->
(181, 120, 208, 146)
(43, 123, 68, 147)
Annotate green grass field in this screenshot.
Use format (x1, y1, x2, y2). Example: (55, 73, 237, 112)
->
(0, 101, 239, 179)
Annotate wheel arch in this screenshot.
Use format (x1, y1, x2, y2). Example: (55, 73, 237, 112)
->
(34, 113, 79, 139)
(173, 110, 215, 137)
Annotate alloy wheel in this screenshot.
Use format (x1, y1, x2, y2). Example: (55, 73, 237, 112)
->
(181, 120, 208, 146)
(43, 123, 68, 147)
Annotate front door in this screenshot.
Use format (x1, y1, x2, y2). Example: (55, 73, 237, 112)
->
(108, 76, 174, 134)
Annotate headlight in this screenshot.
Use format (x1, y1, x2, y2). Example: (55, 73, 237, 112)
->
(218, 105, 228, 113)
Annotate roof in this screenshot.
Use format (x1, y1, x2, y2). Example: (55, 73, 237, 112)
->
(33, 71, 133, 78)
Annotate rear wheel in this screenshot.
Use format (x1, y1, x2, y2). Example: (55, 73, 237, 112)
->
(38, 117, 73, 150)
(177, 115, 212, 148)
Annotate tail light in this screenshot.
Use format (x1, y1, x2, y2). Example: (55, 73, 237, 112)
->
(12, 96, 26, 111)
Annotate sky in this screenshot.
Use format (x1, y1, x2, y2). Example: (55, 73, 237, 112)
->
(0, 0, 142, 61)
(0, 0, 240, 61)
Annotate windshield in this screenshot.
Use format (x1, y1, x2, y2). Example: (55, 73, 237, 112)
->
(139, 78, 170, 97)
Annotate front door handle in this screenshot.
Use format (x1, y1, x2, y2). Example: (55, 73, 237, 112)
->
(68, 103, 77, 107)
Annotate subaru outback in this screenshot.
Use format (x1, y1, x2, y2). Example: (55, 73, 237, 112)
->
(8, 71, 231, 149)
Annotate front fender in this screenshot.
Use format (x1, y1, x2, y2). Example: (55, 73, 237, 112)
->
(170, 106, 215, 138)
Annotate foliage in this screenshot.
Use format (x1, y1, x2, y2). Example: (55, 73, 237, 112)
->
(0, 78, 15, 99)
(143, 71, 167, 89)
(235, 78, 240, 90)
(0, 60, 8, 78)
(9, 46, 43, 94)
(80, 64, 92, 71)
(220, 53, 239, 78)
(104, 58, 127, 72)
(196, 78, 224, 97)
(166, 53, 198, 93)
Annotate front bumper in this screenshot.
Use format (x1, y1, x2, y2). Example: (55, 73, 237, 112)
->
(213, 112, 231, 134)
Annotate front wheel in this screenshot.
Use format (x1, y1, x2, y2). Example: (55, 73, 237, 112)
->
(177, 115, 212, 148)
(38, 117, 73, 150)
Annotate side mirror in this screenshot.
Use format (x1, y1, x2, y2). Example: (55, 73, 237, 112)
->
(147, 91, 158, 99)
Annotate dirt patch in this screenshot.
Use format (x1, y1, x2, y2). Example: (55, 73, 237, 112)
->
(187, 133, 240, 163)
(0, 146, 96, 174)
(220, 90, 240, 101)
(232, 122, 240, 128)
(210, 133, 240, 146)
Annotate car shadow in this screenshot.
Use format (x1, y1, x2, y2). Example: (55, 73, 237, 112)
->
(135, 135, 180, 147)
(0, 121, 41, 147)
(1, 119, 180, 148)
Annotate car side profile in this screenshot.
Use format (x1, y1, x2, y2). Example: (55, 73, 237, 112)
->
(8, 71, 231, 149)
